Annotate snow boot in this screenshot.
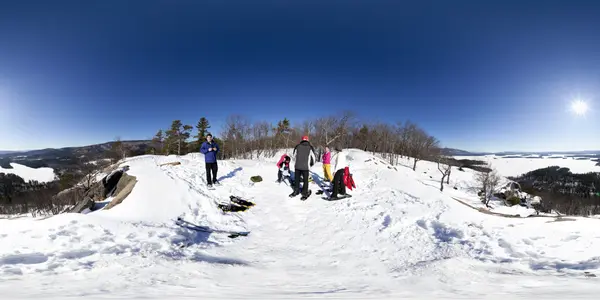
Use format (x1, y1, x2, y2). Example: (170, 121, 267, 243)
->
(300, 190, 312, 201)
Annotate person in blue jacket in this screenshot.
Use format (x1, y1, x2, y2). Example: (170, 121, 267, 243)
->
(200, 134, 220, 187)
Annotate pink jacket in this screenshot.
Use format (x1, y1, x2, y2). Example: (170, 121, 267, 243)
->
(322, 151, 331, 164)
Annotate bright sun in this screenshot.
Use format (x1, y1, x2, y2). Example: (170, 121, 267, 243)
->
(570, 100, 589, 116)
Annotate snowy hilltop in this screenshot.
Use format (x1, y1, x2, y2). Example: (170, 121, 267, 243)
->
(1, 149, 600, 298)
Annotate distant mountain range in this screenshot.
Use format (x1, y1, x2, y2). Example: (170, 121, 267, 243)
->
(0, 150, 22, 155)
(0, 140, 153, 171)
(441, 148, 600, 157)
(0, 140, 152, 158)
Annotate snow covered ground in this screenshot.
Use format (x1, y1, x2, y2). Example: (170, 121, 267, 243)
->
(1, 149, 600, 299)
(0, 163, 56, 182)
(457, 155, 599, 177)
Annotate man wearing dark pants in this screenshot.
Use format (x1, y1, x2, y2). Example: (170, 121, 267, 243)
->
(290, 135, 316, 199)
(200, 134, 220, 188)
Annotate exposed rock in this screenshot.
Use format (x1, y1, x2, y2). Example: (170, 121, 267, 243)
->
(104, 173, 138, 210)
(159, 161, 181, 166)
(68, 196, 94, 213)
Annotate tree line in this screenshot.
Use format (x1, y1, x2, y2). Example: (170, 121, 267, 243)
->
(146, 113, 477, 194)
(148, 112, 445, 169)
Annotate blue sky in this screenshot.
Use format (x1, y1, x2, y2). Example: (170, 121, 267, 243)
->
(1, 0, 599, 152)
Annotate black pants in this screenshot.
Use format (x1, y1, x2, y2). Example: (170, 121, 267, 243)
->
(206, 162, 218, 185)
(277, 168, 290, 182)
(331, 169, 346, 198)
(294, 169, 310, 196)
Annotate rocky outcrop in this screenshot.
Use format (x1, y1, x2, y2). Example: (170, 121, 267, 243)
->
(104, 173, 137, 210)
(54, 182, 104, 213)
(68, 197, 95, 213)
(54, 165, 136, 213)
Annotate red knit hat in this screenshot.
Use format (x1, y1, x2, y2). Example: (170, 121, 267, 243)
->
(302, 135, 309, 141)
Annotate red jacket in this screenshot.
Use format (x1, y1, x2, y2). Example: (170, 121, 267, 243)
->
(343, 167, 356, 190)
(276, 154, 290, 169)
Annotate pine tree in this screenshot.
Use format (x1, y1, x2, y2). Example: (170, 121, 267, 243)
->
(151, 130, 165, 154)
(165, 120, 193, 155)
(357, 125, 369, 151)
(195, 117, 211, 146)
(275, 118, 291, 148)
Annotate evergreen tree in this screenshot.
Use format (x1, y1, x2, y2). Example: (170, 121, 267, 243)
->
(275, 118, 292, 148)
(151, 130, 165, 154)
(357, 124, 369, 151)
(165, 120, 193, 155)
(195, 117, 211, 146)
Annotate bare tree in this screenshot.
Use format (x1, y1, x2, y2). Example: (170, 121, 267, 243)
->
(222, 114, 252, 159)
(475, 165, 502, 207)
(313, 112, 355, 147)
(436, 155, 452, 191)
(112, 136, 131, 161)
(407, 127, 439, 171)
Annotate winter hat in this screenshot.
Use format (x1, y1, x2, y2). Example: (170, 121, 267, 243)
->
(302, 135, 309, 141)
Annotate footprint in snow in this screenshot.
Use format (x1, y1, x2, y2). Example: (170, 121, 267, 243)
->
(0, 252, 49, 266)
(381, 215, 392, 229)
(562, 235, 580, 242)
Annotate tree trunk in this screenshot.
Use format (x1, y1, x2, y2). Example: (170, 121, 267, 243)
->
(413, 158, 418, 171)
(446, 167, 451, 184)
(440, 175, 445, 191)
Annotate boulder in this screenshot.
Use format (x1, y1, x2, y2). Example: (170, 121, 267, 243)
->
(104, 173, 138, 210)
(68, 196, 94, 213)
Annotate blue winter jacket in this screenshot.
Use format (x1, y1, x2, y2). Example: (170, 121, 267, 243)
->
(200, 141, 219, 163)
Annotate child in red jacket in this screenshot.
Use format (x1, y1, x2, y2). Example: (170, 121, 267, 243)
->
(276, 154, 292, 184)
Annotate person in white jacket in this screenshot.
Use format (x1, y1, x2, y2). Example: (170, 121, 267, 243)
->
(331, 147, 347, 173)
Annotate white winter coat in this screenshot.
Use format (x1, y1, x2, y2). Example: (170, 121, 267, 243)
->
(332, 151, 347, 172)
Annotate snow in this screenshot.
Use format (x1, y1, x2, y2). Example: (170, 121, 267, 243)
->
(457, 155, 599, 177)
(0, 163, 56, 183)
(86, 158, 112, 165)
(1, 149, 600, 298)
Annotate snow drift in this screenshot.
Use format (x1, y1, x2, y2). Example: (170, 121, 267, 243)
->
(0, 149, 599, 298)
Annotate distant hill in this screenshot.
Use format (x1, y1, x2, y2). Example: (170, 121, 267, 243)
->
(442, 148, 600, 157)
(0, 140, 153, 173)
(0, 140, 152, 158)
(0, 151, 21, 155)
(440, 148, 490, 156)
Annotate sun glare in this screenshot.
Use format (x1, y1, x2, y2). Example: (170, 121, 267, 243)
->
(570, 100, 589, 116)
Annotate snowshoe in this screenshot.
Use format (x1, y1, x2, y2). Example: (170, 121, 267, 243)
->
(316, 189, 332, 195)
(324, 194, 352, 201)
(218, 203, 249, 212)
(213, 180, 222, 186)
(207, 184, 215, 190)
(230, 195, 255, 207)
(175, 217, 249, 238)
(289, 191, 300, 198)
